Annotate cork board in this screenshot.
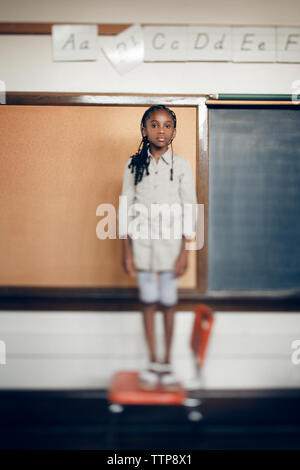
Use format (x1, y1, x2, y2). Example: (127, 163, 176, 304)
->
(0, 105, 197, 287)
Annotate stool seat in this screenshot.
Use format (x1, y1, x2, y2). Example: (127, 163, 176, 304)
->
(108, 371, 186, 405)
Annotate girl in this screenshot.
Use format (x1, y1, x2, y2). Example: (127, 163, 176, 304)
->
(119, 105, 197, 390)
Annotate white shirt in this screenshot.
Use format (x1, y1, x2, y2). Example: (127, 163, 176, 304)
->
(118, 147, 198, 272)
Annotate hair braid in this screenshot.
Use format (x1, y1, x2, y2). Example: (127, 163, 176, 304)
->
(128, 105, 177, 185)
(128, 136, 151, 185)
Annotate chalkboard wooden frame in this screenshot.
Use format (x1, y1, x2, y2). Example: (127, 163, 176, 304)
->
(1, 93, 300, 311)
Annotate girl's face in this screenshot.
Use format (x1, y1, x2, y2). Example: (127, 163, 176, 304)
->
(142, 109, 176, 152)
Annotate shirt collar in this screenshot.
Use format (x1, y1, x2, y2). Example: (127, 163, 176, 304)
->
(147, 147, 171, 165)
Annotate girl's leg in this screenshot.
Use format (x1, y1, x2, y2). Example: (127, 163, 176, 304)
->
(161, 303, 177, 364)
(140, 301, 158, 363)
(159, 271, 178, 365)
(136, 270, 159, 364)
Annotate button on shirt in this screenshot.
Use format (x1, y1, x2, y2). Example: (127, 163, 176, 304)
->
(118, 147, 198, 272)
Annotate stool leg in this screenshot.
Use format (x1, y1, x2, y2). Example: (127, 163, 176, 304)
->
(183, 397, 203, 422)
(106, 403, 124, 448)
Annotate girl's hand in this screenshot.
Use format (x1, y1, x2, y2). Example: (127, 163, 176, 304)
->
(174, 250, 188, 278)
(122, 253, 137, 278)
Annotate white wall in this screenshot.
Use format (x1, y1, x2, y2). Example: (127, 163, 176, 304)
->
(0, 0, 299, 93)
(0, 311, 300, 390)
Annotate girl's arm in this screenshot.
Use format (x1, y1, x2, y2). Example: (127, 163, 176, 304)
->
(174, 159, 198, 277)
(174, 236, 189, 277)
(121, 236, 136, 278)
(119, 159, 137, 278)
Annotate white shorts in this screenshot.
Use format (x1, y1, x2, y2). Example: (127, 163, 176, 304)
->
(136, 270, 178, 307)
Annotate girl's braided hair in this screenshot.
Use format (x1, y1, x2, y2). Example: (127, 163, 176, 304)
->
(128, 105, 177, 185)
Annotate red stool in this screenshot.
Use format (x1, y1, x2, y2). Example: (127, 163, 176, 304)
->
(108, 304, 214, 407)
(108, 370, 186, 406)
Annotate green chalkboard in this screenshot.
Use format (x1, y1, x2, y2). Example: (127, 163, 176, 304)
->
(208, 106, 300, 292)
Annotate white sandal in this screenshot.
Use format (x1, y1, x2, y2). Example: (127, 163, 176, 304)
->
(138, 369, 159, 389)
(148, 362, 162, 373)
(160, 371, 179, 389)
(148, 362, 172, 373)
(157, 363, 172, 373)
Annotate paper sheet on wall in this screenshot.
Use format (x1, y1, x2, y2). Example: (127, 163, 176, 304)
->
(52, 24, 98, 61)
(101, 24, 144, 74)
(276, 27, 300, 62)
(143, 26, 188, 62)
(232, 27, 276, 62)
